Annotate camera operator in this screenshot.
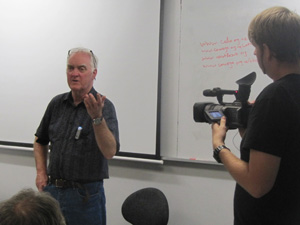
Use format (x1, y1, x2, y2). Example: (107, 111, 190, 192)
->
(211, 6, 300, 225)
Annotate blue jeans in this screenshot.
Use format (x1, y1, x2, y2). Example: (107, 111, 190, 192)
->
(44, 181, 106, 225)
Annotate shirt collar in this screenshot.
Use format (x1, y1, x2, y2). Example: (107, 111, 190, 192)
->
(63, 87, 98, 104)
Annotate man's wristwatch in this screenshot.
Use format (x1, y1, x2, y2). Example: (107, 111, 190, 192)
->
(93, 116, 103, 125)
(213, 145, 230, 163)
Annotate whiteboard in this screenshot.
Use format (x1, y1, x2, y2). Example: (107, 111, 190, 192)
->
(175, 0, 300, 161)
(0, 0, 161, 157)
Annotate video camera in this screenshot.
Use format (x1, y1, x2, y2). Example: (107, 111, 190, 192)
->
(193, 72, 256, 129)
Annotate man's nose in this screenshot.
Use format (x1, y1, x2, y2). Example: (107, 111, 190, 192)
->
(70, 68, 80, 76)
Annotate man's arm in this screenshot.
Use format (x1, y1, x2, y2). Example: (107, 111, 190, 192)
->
(212, 116, 281, 198)
(33, 136, 49, 191)
(217, 148, 280, 198)
(84, 93, 117, 159)
(93, 119, 117, 159)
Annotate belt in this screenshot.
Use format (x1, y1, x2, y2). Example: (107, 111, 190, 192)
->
(49, 178, 84, 189)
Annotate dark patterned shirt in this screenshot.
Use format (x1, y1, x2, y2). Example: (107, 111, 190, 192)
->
(35, 87, 120, 182)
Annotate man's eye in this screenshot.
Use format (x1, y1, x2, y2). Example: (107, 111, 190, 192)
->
(67, 66, 74, 71)
(79, 67, 86, 72)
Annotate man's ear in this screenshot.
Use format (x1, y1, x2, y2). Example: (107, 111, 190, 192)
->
(93, 69, 98, 80)
(262, 43, 274, 60)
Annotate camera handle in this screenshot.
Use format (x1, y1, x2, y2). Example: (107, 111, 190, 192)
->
(203, 87, 237, 105)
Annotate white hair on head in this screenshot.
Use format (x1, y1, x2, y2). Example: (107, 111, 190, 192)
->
(67, 47, 98, 69)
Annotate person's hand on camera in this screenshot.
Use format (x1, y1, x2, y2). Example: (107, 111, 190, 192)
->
(211, 116, 228, 149)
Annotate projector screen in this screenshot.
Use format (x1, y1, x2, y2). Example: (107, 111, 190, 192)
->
(0, 0, 162, 158)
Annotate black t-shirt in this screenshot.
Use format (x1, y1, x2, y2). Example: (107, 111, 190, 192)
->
(35, 87, 120, 182)
(234, 74, 300, 225)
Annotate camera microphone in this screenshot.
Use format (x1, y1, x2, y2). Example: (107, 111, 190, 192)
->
(203, 88, 237, 97)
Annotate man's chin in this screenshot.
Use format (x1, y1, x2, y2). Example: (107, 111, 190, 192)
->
(69, 84, 81, 91)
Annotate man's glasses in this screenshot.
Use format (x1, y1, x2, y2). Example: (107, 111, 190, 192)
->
(68, 49, 97, 68)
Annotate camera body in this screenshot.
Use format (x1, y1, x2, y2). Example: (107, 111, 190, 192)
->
(193, 72, 256, 129)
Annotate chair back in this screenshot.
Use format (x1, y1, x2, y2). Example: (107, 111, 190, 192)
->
(122, 187, 169, 225)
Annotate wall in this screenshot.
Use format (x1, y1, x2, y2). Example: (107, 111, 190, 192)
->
(0, 149, 235, 225)
(0, 0, 237, 224)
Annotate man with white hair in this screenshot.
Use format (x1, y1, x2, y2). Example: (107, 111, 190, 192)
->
(34, 47, 120, 225)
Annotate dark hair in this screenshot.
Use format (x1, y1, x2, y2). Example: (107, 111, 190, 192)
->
(248, 6, 300, 63)
(0, 188, 65, 225)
